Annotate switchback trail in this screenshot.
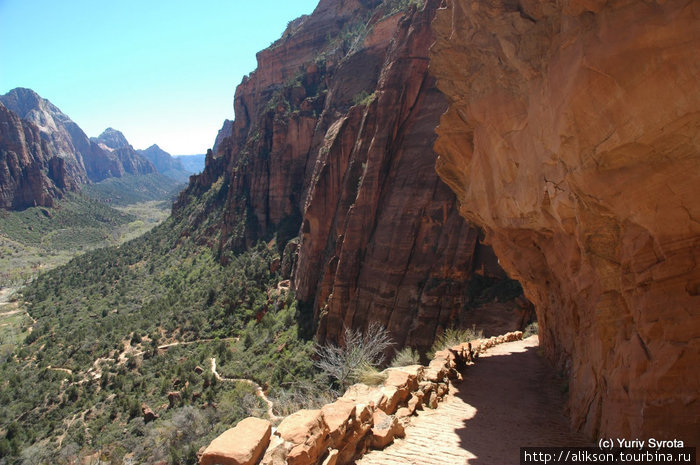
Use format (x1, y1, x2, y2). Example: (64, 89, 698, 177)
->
(0, 286, 36, 330)
(356, 336, 591, 465)
(210, 357, 281, 422)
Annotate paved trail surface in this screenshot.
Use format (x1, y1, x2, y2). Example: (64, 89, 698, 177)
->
(356, 336, 591, 465)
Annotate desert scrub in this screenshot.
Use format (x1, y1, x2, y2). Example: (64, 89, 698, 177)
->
(269, 381, 339, 417)
(391, 347, 420, 367)
(352, 90, 377, 107)
(430, 326, 483, 356)
(314, 323, 394, 389)
(523, 321, 539, 338)
(356, 362, 388, 386)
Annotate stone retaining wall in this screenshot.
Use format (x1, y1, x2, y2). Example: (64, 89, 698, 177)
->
(200, 331, 524, 465)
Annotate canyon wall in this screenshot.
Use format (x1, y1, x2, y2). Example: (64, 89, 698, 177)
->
(431, 0, 699, 439)
(0, 88, 157, 209)
(178, 0, 528, 349)
(0, 104, 75, 209)
(297, 0, 526, 348)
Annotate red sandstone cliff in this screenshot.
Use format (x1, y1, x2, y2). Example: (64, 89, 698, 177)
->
(431, 0, 699, 440)
(0, 88, 158, 210)
(177, 0, 527, 349)
(0, 104, 75, 209)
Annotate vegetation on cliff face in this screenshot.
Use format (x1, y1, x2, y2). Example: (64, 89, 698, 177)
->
(0, 0, 531, 462)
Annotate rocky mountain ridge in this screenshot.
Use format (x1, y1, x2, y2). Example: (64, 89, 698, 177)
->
(137, 144, 192, 182)
(0, 103, 75, 209)
(92, 127, 157, 176)
(0, 88, 157, 209)
(175, 0, 528, 350)
(91, 127, 131, 150)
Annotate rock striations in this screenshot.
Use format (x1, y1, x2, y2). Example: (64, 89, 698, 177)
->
(176, 0, 526, 350)
(431, 0, 700, 440)
(0, 88, 156, 209)
(0, 104, 75, 209)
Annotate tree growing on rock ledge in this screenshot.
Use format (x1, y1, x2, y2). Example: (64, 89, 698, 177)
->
(314, 323, 394, 389)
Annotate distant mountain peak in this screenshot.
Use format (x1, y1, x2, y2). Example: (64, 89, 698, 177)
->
(0, 87, 71, 133)
(136, 144, 191, 182)
(141, 144, 168, 155)
(3, 87, 41, 103)
(95, 127, 131, 150)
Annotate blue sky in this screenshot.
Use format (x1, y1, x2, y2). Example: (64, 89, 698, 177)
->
(0, 0, 319, 154)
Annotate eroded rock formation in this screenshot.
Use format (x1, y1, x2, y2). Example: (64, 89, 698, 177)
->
(0, 104, 75, 209)
(137, 144, 192, 182)
(431, 0, 700, 440)
(177, 0, 527, 349)
(0, 88, 157, 209)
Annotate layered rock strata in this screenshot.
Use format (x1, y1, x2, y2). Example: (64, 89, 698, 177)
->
(431, 0, 700, 440)
(178, 0, 526, 348)
(0, 104, 75, 209)
(0, 88, 157, 209)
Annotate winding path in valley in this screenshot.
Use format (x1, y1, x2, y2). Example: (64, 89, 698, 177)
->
(0, 287, 35, 332)
(210, 357, 281, 422)
(356, 336, 591, 465)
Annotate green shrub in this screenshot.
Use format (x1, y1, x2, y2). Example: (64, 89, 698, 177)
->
(430, 326, 483, 355)
(352, 90, 376, 107)
(390, 347, 420, 367)
(523, 321, 539, 338)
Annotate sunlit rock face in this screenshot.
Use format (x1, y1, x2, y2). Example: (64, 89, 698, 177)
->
(0, 104, 76, 209)
(178, 0, 526, 350)
(0, 87, 156, 208)
(297, 0, 506, 349)
(431, 0, 700, 440)
(92, 128, 157, 176)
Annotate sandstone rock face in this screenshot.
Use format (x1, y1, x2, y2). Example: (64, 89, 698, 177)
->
(431, 0, 700, 440)
(0, 88, 159, 209)
(370, 410, 404, 449)
(141, 403, 158, 423)
(276, 409, 330, 465)
(295, 0, 503, 348)
(0, 104, 75, 209)
(200, 417, 271, 465)
(93, 127, 130, 150)
(138, 144, 183, 174)
(1, 88, 121, 183)
(176, 0, 524, 349)
(212, 119, 233, 155)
